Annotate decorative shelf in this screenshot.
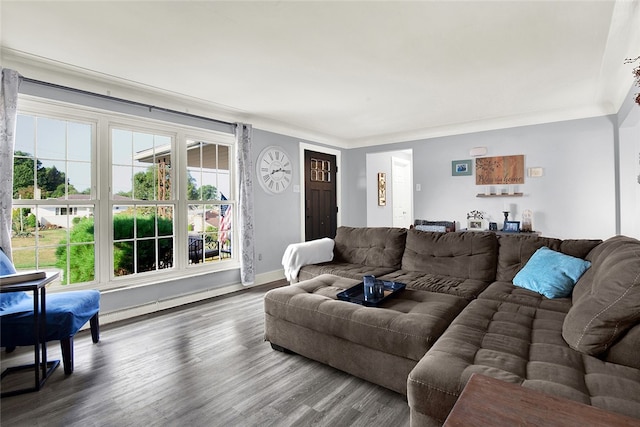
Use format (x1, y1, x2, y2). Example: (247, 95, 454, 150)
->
(476, 193, 523, 198)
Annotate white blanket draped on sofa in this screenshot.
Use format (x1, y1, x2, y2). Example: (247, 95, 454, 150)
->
(282, 238, 335, 282)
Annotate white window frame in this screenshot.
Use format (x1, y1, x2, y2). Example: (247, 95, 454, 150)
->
(15, 96, 239, 292)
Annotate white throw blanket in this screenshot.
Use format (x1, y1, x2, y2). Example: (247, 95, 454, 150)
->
(281, 237, 335, 282)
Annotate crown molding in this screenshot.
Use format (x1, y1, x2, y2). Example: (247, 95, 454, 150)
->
(2, 48, 349, 149)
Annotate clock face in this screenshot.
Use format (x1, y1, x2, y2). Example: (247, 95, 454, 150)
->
(257, 146, 293, 194)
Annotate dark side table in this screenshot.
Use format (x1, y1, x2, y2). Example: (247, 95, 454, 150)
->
(444, 373, 639, 426)
(1, 272, 60, 397)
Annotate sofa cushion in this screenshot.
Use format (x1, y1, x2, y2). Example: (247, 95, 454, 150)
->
(407, 299, 640, 423)
(496, 235, 601, 282)
(401, 230, 498, 282)
(478, 281, 573, 313)
(333, 226, 407, 269)
(264, 274, 468, 362)
(378, 271, 490, 300)
(297, 262, 398, 283)
(602, 324, 640, 370)
(562, 236, 640, 355)
(513, 247, 591, 299)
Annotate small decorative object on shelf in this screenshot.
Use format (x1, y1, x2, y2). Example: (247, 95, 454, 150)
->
(522, 209, 533, 232)
(503, 221, 521, 233)
(467, 210, 486, 230)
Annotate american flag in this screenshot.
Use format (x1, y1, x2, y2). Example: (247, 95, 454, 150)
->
(219, 195, 231, 244)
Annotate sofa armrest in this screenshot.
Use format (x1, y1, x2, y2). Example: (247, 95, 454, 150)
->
(281, 238, 335, 282)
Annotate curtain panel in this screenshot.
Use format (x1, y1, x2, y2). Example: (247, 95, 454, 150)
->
(236, 123, 255, 285)
(0, 68, 21, 259)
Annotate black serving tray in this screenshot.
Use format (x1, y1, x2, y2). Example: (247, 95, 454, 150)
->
(337, 280, 406, 307)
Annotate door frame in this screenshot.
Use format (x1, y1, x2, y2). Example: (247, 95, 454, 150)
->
(299, 142, 342, 241)
(391, 156, 413, 228)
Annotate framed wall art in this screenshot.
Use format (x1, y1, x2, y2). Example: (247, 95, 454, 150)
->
(452, 159, 472, 176)
(378, 172, 386, 206)
(475, 155, 525, 185)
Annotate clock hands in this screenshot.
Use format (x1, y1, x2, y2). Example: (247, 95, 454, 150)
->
(270, 167, 284, 175)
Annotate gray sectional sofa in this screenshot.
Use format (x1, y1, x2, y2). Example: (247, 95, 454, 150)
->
(264, 226, 640, 425)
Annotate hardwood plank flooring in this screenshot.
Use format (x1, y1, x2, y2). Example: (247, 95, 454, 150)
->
(1, 281, 410, 426)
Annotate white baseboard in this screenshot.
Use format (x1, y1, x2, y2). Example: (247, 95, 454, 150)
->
(90, 269, 285, 327)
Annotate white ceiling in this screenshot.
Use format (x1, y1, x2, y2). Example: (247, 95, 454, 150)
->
(2, 1, 639, 148)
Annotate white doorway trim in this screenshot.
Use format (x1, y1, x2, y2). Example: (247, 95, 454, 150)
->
(391, 156, 413, 228)
(298, 142, 342, 242)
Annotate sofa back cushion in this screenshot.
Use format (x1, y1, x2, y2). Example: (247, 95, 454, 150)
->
(333, 226, 407, 269)
(562, 236, 640, 356)
(401, 230, 498, 281)
(602, 323, 640, 369)
(496, 235, 601, 282)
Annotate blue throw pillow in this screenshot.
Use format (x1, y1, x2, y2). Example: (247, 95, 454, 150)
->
(513, 246, 591, 299)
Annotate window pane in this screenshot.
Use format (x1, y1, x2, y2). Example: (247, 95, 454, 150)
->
(137, 239, 156, 273)
(201, 172, 217, 199)
(11, 204, 94, 286)
(113, 209, 135, 239)
(13, 155, 36, 199)
(11, 247, 36, 270)
(37, 117, 66, 160)
(112, 165, 133, 196)
(218, 145, 229, 170)
(114, 241, 134, 276)
(158, 237, 173, 269)
(68, 122, 92, 162)
(158, 205, 174, 236)
(113, 129, 172, 202)
(67, 243, 95, 283)
(186, 169, 201, 201)
(113, 203, 174, 276)
(133, 166, 154, 200)
(133, 131, 154, 154)
(15, 115, 35, 155)
(112, 128, 132, 165)
(67, 161, 92, 198)
(37, 159, 66, 199)
(136, 206, 156, 238)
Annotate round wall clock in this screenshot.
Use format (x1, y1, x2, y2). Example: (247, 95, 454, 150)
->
(256, 145, 293, 194)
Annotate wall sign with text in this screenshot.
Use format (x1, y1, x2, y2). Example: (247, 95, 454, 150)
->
(475, 155, 525, 185)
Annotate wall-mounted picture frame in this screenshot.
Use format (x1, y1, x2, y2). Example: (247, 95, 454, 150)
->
(452, 159, 472, 176)
(503, 221, 521, 233)
(377, 172, 386, 206)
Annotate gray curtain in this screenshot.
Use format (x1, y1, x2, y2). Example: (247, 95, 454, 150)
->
(0, 68, 21, 259)
(236, 123, 255, 285)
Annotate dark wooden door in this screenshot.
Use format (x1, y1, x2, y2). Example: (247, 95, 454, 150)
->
(304, 150, 337, 241)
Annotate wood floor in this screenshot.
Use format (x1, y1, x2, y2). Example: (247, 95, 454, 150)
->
(1, 281, 410, 426)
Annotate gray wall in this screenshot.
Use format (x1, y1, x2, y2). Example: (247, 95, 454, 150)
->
(366, 150, 412, 227)
(251, 129, 303, 274)
(617, 86, 640, 239)
(251, 129, 345, 274)
(342, 115, 624, 240)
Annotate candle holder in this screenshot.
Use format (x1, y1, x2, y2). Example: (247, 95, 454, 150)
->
(503, 211, 509, 223)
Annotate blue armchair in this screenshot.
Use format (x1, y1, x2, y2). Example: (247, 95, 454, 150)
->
(0, 249, 100, 375)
